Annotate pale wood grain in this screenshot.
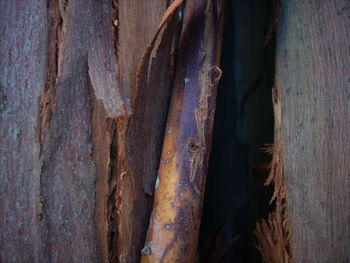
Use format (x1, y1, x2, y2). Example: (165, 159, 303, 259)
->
(276, 1, 350, 262)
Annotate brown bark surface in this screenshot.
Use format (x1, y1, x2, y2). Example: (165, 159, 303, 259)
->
(276, 1, 350, 262)
(1, 0, 349, 262)
(113, 0, 183, 261)
(0, 0, 171, 262)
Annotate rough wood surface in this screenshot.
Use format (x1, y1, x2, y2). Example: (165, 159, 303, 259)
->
(0, 0, 172, 262)
(0, 1, 48, 261)
(276, 1, 350, 262)
(113, 0, 182, 261)
(118, 0, 168, 98)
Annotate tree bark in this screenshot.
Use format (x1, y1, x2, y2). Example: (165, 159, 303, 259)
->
(278, 1, 350, 262)
(256, 1, 350, 262)
(0, 0, 171, 262)
(1, 0, 349, 262)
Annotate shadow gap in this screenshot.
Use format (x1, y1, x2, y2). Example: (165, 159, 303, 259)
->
(199, 1, 276, 262)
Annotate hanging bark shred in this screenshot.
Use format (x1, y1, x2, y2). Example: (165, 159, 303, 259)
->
(265, 1, 350, 261)
(255, 86, 293, 263)
(255, 1, 293, 262)
(253, 1, 293, 262)
(141, 0, 225, 262)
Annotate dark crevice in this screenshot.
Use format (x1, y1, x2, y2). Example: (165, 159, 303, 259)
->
(108, 125, 118, 263)
(37, 0, 62, 259)
(199, 0, 276, 262)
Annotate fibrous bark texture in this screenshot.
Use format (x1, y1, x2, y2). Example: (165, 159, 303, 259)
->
(2, 0, 349, 262)
(255, 87, 292, 263)
(1, 1, 48, 261)
(0, 0, 175, 262)
(113, 1, 184, 262)
(257, 0, 349, 262)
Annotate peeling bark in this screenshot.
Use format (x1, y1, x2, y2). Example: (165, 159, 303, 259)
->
(255, 87, 292, 263)
(2, 0, 348, 262)
(114, 1, 185, 261)
(38, 0, 118, 261)
(1, 0, 168, 262)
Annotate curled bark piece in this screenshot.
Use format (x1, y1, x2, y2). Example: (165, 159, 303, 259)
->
(134, 0, 185, 107)
(141, 0, 224, 262)
(113, 1, 185, 262)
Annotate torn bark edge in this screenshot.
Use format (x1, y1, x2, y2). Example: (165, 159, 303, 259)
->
(37, 0, 63, 147)
(89, 82, 117, 263)
(265, 0, 281, 46)
(134, 0, 184, 108)
(255, 86, 293, 263)
(113, 1, 185, 261)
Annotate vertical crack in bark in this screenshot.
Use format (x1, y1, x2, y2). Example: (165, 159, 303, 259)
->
(37, 0, 73, 260)
(38, 0, 62, 146)
(37, 0, 63, 252)
(88, 70, 119, 263)
(105, 2, 120, 262)
(114, 118, 136, 263)
(110, 0, 136, 261)
(107, 124, 118, 263)
(255, 86, 293, 263)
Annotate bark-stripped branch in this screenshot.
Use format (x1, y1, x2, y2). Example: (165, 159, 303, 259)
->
(141, 1, 225, 262)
